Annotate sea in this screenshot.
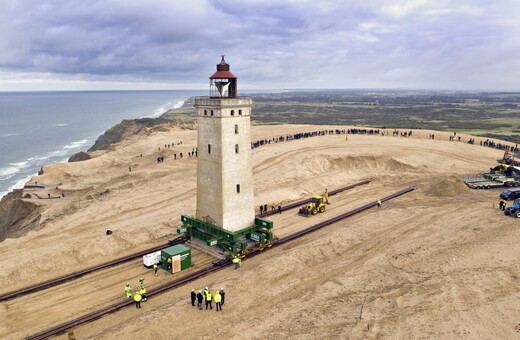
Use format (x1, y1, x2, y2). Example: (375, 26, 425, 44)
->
(0, 90, 206, 199)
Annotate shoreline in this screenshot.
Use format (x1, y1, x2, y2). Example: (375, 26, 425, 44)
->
(0, 96, 190, 199)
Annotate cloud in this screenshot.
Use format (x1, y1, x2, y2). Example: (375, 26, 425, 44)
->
(0, 0, 518, 90)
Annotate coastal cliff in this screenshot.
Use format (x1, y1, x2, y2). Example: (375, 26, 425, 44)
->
(88, 103, 196, 152)
(0, 190, 42, 241)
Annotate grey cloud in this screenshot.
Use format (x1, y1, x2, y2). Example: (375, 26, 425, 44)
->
(0, 0, 519, 90)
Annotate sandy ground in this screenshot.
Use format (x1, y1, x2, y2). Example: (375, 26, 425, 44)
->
(0, 125, 519, 339)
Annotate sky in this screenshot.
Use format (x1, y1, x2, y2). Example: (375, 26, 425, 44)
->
(0, 0, 519, 91)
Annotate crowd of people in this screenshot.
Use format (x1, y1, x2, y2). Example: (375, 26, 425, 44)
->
(251, 129, 347, 149)
(191, 287, 225, 312)
(249, 127, 519, 159)
(481, 139, 519, 153)
(258, 202, 282, 215)
(125, 278, 148, 309)
(124, 274, 229, 312)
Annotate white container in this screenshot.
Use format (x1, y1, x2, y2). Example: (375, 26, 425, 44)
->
(143, 251, 161, 267)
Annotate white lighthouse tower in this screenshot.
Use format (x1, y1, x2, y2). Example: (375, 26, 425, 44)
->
(194, 56, 255, 232)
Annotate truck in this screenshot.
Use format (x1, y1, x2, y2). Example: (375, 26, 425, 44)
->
(504, 198, 520, 218)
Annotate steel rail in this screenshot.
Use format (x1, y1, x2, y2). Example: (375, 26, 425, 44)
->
(24, 187, 414, 340)
(258, 179, 370, 217)
(0, 235, 188, 302)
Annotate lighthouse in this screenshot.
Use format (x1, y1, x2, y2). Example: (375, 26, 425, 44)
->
(194, 56, 255, 232)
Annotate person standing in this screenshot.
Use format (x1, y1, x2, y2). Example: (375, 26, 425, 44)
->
(197, 290, 204, 310)
(232, 256, 240, 270)
(191, 289, 197, 306)
(271, 202, 276, 212)
(263, 204, 267, 214)
(125, 282, 132, 299)
(215, 291, 222, 311)
(205, 290, 213, 310)
(134, 291, 142, 308)
(260, 205, 264, 214)
(277, 203, 282, 214)
(323, 189, 329, 204)
(167, 257, 172, 272)
(500, 199, 506, 211)
(377, 199, 382, 208)
(153, 263, 158, 277)
(139, 285, 147, 302)
(124, 282, 132, 299)
(220, 288, 225, 306)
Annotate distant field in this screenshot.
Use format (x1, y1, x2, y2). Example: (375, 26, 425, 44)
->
(161, 90, 520, 144)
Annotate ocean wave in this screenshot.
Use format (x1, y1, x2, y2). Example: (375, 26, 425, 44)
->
(0, 166, 19, 178)
(172, 99, 185, 109)
(8, 174, 34, 191)
(0, 161, 30, 178)
(0, 174, 34, 199)
(0, 138, 90, 181)
(0, 132, 19, 137)
(64, 139, 89, 149)
(52, 123, 70, 127)
(146, 99, 186, 118)
(10, 160, 29, 167)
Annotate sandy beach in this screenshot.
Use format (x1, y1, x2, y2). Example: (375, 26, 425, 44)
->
(0, 124, 519, 339)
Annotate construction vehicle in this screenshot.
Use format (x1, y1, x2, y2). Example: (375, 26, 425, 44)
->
(490, 164, 510, 174)
(498, 151, 520, 166)
(298, 196, 326, 216)
(504, 198, 520, 218)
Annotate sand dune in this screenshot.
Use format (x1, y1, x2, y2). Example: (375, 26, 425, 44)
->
(0, 124, 518, 340)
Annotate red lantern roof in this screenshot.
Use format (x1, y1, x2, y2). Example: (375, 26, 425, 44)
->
(210, 55, 237, 79)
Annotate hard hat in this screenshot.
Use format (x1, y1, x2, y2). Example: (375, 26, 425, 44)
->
(199, 290, 202, 293)
(221, 288, 224, 290)
(205, 286, 208, 289)
(191, 289, 194, 291)
(216, 291, 219, 294)
(126, 282, 130, 285)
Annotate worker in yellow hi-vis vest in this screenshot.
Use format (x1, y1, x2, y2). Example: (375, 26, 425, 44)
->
(124, 282, 132, 299)
(139, 285, 147, 301)
(232, 256, 241, 270)
(205, 290, 213, 310)
(134, 291, 142, 308)
(215, 291, 222, 311)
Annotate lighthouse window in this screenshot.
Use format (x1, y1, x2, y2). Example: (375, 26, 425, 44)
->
(204, 110, 207, 116)
(239, 110, 242, 116)
(211, 110, 214, 116)
(236, 184, 240, 193)
(231, 110, 235, 116)
(235, 124, 238, 134)
(235, 144, 239, 153)
(208, 144, 211, 154)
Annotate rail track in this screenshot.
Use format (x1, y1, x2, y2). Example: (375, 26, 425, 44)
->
(258, 180, 370, 217)
(24, 186, 414, 340)
(3, 180, 369, 304)
(0, 236, 188, 302)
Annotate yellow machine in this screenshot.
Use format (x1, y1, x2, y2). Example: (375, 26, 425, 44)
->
(490, 164, 510, 174)
(298, 195, 326, 216)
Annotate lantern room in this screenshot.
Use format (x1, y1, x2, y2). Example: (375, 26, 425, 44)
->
(209, 55, 237, 98)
